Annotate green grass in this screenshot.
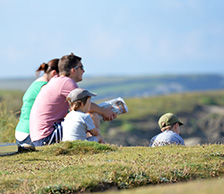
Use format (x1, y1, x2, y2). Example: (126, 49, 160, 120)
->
(0, 90, 23, 142)
(100, 90, 224, 135)
(0, 143, 224, 193)
(41, 140, 117, 156)
(1, 90, 224, 193)
(102, 177, 224, 194)
(0, 102, 20, 143)
(0, 90, 23, 112)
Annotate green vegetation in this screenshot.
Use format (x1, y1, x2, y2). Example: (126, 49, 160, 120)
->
(1, 143, 224, 193)
(1, 90, 224, 142)
(0, 90, 23, 142)
(0, 90, 23, 112)
(41, 140, 117, 156)
(123, 90, 224, 120)
(100, 90, 224, 137)
(78, 74, 224, 100)
(1, 90, 224, 193)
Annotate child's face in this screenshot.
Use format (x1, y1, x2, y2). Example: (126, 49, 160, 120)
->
(173, 123, 180, 135)
(83, 97, 91, 112)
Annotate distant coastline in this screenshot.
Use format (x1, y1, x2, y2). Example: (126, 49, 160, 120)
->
(1, 74, 224, 101)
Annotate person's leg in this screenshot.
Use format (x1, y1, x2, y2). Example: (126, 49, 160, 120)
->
(89, 113, 100, 128)
(32, 136, 50, 147)
(96, 134, 105, 144)
(86, 136, 98, 142)
(87, 113, 105, 143)
(32, 133, 54, 147)
(16, 135, 33, 146)
(32, 123, 63, 146)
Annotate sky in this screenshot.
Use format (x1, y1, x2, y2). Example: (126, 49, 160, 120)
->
(0, 0, 224, 78)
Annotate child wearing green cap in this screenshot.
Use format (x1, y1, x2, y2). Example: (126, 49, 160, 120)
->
(149, 113, 185, 147)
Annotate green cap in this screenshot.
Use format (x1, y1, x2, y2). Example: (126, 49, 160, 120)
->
(158, 113, 183, 129)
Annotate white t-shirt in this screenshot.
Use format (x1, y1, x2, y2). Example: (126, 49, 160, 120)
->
(62, 110, 96, 141)
(149, 130, 185, 147)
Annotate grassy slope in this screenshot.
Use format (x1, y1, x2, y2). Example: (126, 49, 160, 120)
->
(102, 177, 224, 194)
(1, 90, 224, 193)
(122, 90, 224, 120)
(0, 142, 224, 193)
(99, 90, 224, 146)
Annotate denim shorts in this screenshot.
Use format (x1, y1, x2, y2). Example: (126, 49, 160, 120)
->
(32, 133, 54, 147)
(16, 135, 34, 147)
(32, 123, 63, 147)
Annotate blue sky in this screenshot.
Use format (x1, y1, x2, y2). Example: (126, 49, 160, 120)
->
(0, 0, 224, 78)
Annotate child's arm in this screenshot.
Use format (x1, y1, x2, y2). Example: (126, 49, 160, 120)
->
(88, 128, 105, 144)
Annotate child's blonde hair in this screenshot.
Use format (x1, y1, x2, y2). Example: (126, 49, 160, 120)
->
(161, 124, 175, 132)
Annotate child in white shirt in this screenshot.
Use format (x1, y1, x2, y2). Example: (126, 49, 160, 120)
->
(149, 113, 185, 147)
(62, 88, 105, 143)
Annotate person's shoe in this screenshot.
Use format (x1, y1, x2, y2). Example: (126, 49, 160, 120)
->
(19, 143, 36, 152)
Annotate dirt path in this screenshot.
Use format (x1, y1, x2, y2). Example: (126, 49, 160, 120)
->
(203, 105, 224, 114)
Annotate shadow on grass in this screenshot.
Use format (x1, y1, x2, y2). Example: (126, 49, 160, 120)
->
(39, 182, 118, 194)
(40, 140, 118, 156)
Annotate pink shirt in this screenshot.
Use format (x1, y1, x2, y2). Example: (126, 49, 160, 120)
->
(30, 76, 78, 142)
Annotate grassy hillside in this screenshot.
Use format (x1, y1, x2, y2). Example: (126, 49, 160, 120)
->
(79, 74, 224, 100)
(1, 90, 224, 193)
(1, 89, 224, 145)
(0, 142, 224, 193)
(100, 90, 224, 146)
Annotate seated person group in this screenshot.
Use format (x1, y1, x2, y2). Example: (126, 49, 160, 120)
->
(15, 53, 185, 148)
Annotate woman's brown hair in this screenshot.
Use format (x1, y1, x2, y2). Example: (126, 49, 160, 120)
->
(36, 58, 59, 77)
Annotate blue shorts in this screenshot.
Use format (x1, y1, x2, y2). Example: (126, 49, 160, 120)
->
(32, 133, 54, 147)
(32, 123, 63, 147)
